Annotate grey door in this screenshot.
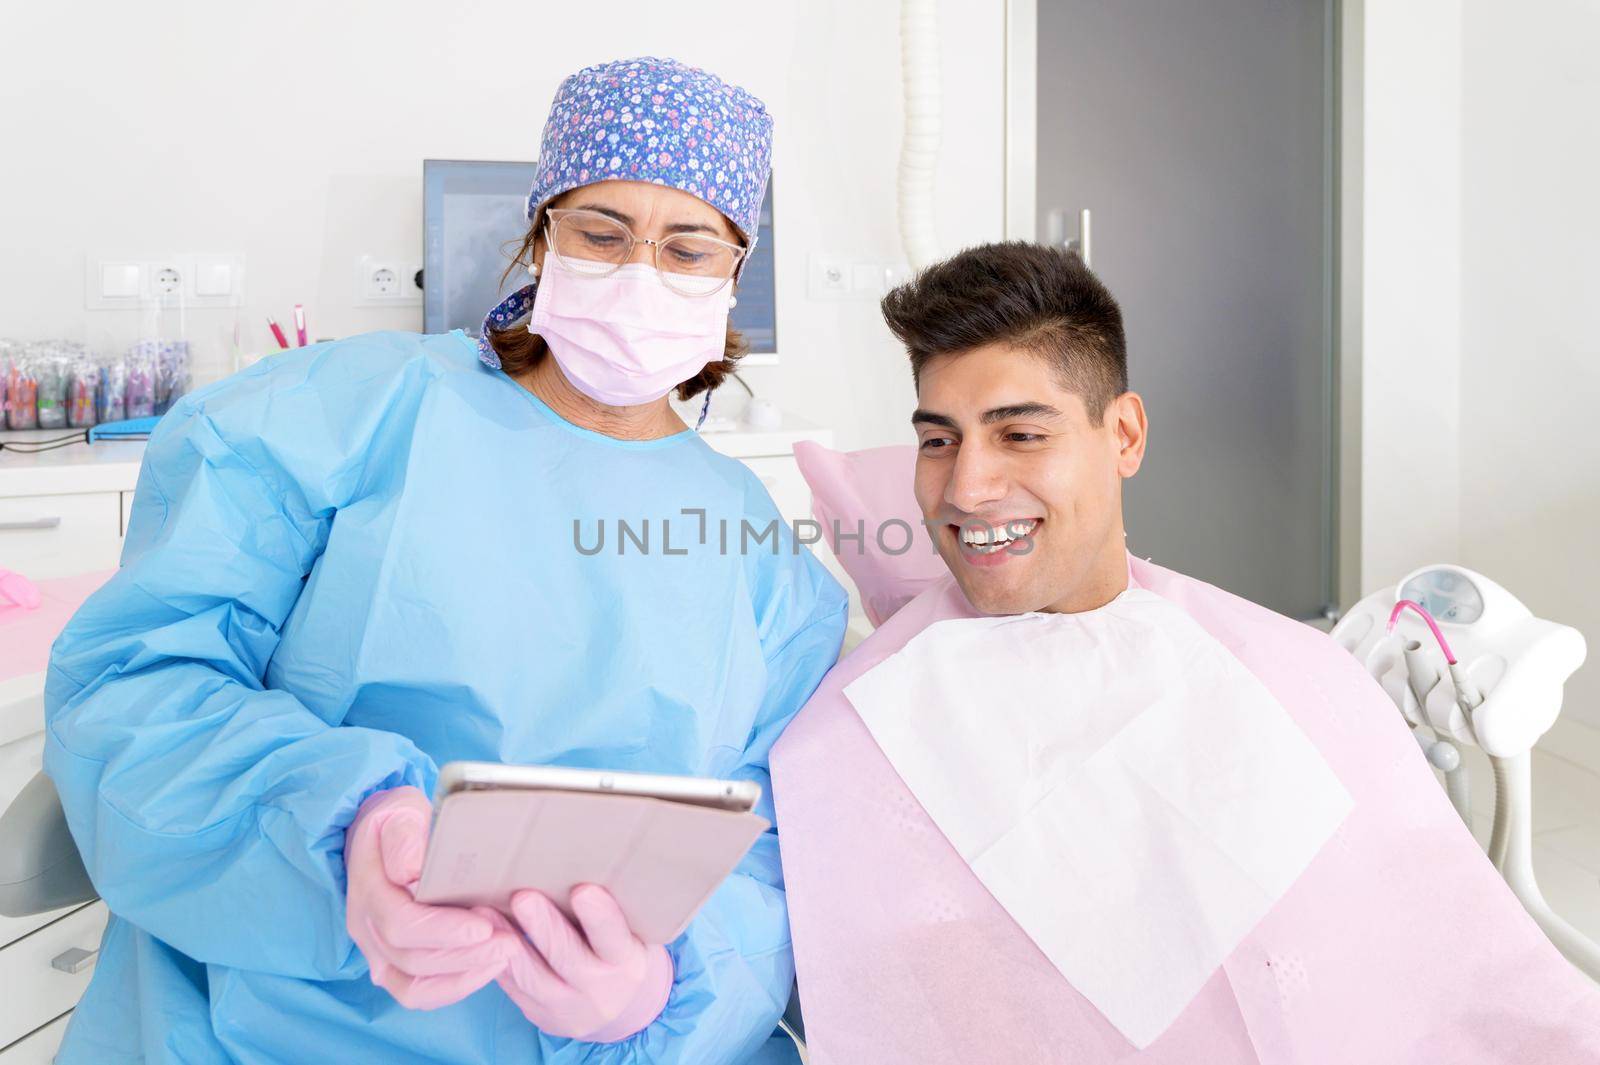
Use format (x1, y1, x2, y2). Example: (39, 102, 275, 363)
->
(1036, 0, 1336, 620)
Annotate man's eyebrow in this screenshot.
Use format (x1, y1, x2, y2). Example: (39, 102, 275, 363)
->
(911, 409, 959, 429)
(981, 402, 1062, 424)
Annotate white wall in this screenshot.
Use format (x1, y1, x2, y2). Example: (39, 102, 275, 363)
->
(18, 3, 1593, 726)
(1358, 0, 1464, 592)
(0, 0, 1005, 450)
(1358, 1, 1600, 728)
(1459, 0, 1600, 728)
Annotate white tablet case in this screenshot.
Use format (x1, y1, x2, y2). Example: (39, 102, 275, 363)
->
(416, 788, 770, 945)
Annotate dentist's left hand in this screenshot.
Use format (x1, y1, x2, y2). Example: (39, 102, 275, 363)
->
(344, 786, 518, 1009)
(491, 885, 674, 1043)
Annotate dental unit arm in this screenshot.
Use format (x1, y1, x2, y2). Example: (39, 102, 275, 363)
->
(1332, 564, 1600, 980)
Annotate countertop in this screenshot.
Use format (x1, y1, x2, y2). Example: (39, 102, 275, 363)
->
(0, 431, 146, 497)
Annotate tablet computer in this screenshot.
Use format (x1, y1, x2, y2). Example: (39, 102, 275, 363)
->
(433, 760, 763, 813)
(416, 762, 769, 944)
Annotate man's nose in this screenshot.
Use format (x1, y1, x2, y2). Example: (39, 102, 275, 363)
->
(945, 443, 1008, 513)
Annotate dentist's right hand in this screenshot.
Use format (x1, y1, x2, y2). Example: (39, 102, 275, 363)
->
(344, 786, 517, 1009)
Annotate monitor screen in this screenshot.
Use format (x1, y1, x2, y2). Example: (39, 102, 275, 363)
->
(423, 160, 777, 356)
(422, 160, 536, 337)
(729, 182, 776, 354)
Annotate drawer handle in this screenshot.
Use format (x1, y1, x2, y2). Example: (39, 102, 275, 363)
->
(50, 946, 99, 974)
(0, 516, 62, 532)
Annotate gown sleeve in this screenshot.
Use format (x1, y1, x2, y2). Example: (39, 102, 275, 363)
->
(550, 516, 850, 1064)
(44, 341, 438, 981)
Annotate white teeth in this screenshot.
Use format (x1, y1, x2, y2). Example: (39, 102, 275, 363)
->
(959, 520, 1039, 546)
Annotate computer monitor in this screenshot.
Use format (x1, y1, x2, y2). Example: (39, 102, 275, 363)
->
(423, 160, 777, 360)
(422, 160, 533, 339)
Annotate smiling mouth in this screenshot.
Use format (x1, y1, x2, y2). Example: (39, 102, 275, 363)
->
(949, 518, 1044, 555)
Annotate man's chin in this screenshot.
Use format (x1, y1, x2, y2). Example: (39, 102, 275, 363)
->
(942, 552, 1049, 616)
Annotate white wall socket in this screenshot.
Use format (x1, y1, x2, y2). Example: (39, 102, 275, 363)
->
(151, 265, 183, 296)
(356, 255, 422, 307)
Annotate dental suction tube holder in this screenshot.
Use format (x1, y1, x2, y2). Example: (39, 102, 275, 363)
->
(1335, 565, 1584, 757)
(1332, 564, 1599, 980)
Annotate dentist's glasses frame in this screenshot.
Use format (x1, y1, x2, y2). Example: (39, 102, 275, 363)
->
(542, 208, 747, 298)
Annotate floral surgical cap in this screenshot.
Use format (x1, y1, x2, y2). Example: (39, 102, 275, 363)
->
(525, 55, 773, 247)
(479, 56, 774, 370)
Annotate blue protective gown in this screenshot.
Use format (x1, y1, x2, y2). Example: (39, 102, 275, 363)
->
(43, 330, 847, 1064)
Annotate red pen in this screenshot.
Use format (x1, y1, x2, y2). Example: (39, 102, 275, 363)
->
(293, 304, 308, 347)
(266, 317, 291, 350)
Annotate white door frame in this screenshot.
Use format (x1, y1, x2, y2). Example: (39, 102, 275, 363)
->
(1002, 0, 1037, 245)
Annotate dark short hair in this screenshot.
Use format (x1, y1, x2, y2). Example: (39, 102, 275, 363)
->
(880, 241, 1128, 421)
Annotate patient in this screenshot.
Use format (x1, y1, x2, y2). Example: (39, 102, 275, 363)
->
(770, 243, 1600, 1063)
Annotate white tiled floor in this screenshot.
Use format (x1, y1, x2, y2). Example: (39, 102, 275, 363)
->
(1454, 717, 1600, 948)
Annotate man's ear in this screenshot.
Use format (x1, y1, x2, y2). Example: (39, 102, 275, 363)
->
(1110, 392, 1148, 478)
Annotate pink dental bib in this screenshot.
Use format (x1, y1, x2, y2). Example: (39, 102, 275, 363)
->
(771, 555, 1600, 1063)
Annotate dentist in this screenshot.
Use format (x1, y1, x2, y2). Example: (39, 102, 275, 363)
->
(45, 57, 844, 1065)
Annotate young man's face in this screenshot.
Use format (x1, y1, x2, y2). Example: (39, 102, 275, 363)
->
(912, 342, 1148, 615)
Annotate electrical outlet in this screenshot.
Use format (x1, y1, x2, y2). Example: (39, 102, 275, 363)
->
(356, 255, 422, 307)
(808, 254, 851, 300)
(150, 265, 182, 296)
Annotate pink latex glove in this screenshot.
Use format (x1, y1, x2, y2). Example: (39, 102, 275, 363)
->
(344, 786, 517, 1009)
(491, 885, 674, 1043)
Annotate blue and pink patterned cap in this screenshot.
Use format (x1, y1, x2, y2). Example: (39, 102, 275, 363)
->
(479, 56, 773, 370)
(527, 56, 773, 247)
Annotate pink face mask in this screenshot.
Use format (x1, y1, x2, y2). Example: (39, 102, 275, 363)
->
(529, 258, 730, 407)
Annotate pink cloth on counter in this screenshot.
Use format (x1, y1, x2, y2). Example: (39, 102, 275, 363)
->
(0, 570, 115, 682)
(771, 554, 1600, 1064)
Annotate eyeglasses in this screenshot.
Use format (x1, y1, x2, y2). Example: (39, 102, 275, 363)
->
(543, 208, 746, 297)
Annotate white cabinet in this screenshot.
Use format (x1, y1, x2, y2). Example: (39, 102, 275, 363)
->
(0, 676, 100, 1059)
(0, 433, 141, 578)
(0, 1011, 73, 1064)
(0, 729, 76, 954)
(0, 902, 106, 1051)
(0, 494, 122, 580)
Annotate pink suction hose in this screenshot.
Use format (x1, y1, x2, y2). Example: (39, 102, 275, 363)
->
(1387, 599, 1456, 662)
